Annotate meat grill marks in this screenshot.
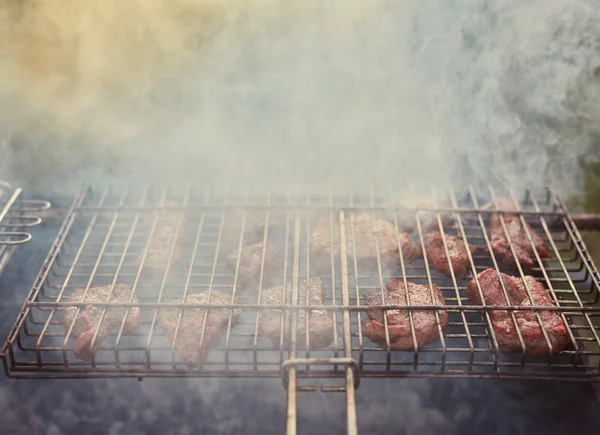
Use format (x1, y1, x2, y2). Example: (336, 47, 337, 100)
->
(62, 284, 140, 361)
(484, 199, 550, 272)
(157, 291, 241, 366)
(258, 277, 334, 349)
(423, 231, 476, 279)
(466, 269, 570, 355)
(362, 278, 448, 350)
(309, 213, 420, 272)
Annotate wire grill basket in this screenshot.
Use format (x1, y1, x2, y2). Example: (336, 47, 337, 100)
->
(1, 183, 599, 434)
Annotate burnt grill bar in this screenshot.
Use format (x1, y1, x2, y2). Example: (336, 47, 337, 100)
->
(1, 184, 600, 434)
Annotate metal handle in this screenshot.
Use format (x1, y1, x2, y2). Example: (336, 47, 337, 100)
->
(284, 357, 360, 435)
(0, 232, 32, 245)
(0, 215, 42, 227)
(18, 199, 52, 212)
(281, 357, 361, 391)
(569, 214, 600, 231)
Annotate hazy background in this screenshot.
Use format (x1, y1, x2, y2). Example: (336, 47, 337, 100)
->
(1, 0, 599, 195)
(1, 1, 600, 434)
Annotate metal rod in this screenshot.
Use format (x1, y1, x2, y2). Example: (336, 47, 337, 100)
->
(339, 211, 359, 435)
(569, 214, 600, 231)
(285, 215, 302, 435)
(35, 207, 600, 230)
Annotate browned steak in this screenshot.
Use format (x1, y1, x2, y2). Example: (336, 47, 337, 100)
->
(140, 204, 184, 276)
(466, 269, 570, 355)
(423, 231, 476, 279)
(63, 284, 140, 361)
(157, 291, 241, 365)
(309, 214, 420, 272)
(484, 199, 550, 272)
(226, 242, 281, 291)
(258, 277, 334, 349)
(362, 278, 448, 350)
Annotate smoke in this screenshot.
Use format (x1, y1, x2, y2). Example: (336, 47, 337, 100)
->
(0, 0, 599, 195)
(1, 1, 600, 434)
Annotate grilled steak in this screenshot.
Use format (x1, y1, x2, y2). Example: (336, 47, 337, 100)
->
(466, 268, 570, 355)
(484, 199, 550, 272)
(362, 278, 448, 350)
(226, 242, 281, 291)
(157, 291, 241, 365)
(140, 204, 184, 276)
(423, 231, 476, 279)
(63, 284, 140, 361)
(309, 214, 420, 272)
(258, 277, 334, 349)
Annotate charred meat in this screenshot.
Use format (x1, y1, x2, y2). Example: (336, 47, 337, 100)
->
(466, 269, 570, 355)
(423, 231, 476, 279)
(157, 291, 241, 365)
(362, 278, 448, 350)
(63, 284, 140, 361)
(485, 199, 550, 272)
(258, 277, 334, 349)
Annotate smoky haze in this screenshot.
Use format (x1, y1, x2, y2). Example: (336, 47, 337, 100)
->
(1, 2, 600, 435)
(0, 0, 599, 196)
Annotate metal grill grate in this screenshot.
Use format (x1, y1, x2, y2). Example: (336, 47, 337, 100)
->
(0, 180, 51, 274)
(2, 184, 600, 378)
(1, 184, 600, 433)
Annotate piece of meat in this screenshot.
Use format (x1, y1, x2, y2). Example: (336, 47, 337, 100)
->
(140, 204, 184, 276)
(218, 209, 265, 256)
(258, 277, 334, 349)
(484, 199, 550, 272)
(157, 291, 241, 365)
(309, 213, 420, 272)
(226, 242, 281, 291)
(423, 231, 476, 279)
(218, 197, 289, 255)
(466, 269, 570, 355)
(62, 284, 140, 361)
(362, 278, 448, 350)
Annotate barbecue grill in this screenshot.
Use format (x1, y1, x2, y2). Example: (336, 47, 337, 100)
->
(1, 183, 599, 435)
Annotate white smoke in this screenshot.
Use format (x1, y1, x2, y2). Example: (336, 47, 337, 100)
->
(0, 0, 599, 196)
(1, 1, 600, 434)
